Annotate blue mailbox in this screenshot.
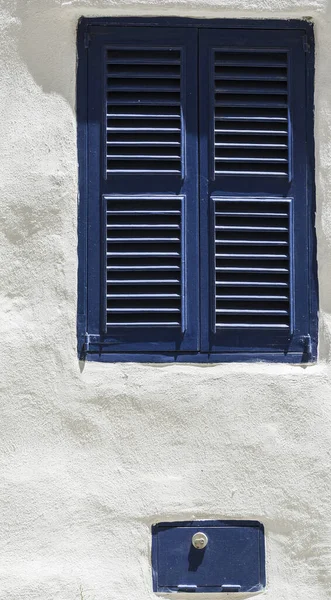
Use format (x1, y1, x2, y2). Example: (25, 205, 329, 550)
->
(152, 520, 266, 593)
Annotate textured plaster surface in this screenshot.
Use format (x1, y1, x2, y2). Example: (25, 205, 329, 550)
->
(0, 0, 331, 599)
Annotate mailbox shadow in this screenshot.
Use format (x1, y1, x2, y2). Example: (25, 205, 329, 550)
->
(188, 545, 206, 572)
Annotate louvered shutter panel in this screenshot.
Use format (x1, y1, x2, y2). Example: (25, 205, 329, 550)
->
(105, 195, 183, 329)
(213, 197, 291, 331)
(85, 26, 199, 354)
(106, 47, 182, 175)
(199, 28, 314, 359)
(213, 50, 289, 178)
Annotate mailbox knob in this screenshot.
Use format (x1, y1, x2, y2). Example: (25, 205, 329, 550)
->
(192, 532, 208, 549)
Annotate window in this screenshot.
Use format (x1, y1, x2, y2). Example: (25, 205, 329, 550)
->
(77, 18, 317, 363)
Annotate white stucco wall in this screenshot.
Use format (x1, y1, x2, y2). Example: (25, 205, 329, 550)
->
(1, 1, 331, 599)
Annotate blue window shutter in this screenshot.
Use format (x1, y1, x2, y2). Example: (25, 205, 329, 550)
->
(78, 20, 316, 362)
(199, 28, 316, 359)
(84, 26, 199, 355)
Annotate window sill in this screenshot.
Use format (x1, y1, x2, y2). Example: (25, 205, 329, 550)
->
(82, 351, 316, 364)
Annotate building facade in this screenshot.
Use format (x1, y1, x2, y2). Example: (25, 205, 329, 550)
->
(1, 0, 331, 598)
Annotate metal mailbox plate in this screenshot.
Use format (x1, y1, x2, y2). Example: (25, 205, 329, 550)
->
(152, 520, 265, 593)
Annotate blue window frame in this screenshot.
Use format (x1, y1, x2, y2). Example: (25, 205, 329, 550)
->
(77, 18, 317, 363)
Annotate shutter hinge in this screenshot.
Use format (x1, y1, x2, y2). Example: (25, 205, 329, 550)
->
(84, 31, 90, 49)
(84, 333, 91, 352)
(84, 333, 101, 351)
(302, 334, 312, 360)
(303, 35, 310, 53)
(77, 333, 90, 359)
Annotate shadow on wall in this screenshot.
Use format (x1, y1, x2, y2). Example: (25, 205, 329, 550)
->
(16, 0, 78, 106)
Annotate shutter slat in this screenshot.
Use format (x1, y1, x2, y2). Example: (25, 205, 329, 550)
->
(216, 226, 288, 231)
(107, 224, 180, 229)
(215, 87, 287, 95)
(215, 211, 288, 217)
(107, 279, 181, 284)
(108, 114, 180, 119)
(107, 49, 181, 64)
(217, 281, 288, 287)
(107, 142, 181, 146)
(214, 61, 287, 67)
(107, 252, 181, 256)
(107, 308, 181, 312)
(216, 143, 288, 148)
(107, 85, 180, 92)
(215, 100, 288, 108)
(214, 60, 287, 67)
(217, 323, 289, 329)
(216, 93, 287, 100)
(107, 322, 181, 326)
(214, 68, 287, 77)
(109, 237, 181, 242)
(215, 129, 287, 134)
(107, 59, 181, 64)
(216, 309, 289, 315)
(107, 265, 181, 271)
(216, 254, 288, 259)
(106, 210, 181, 215)
(216, 267, 289, 273)
(216, 241, 288, 246)
(107, 127, 181, 132)
(213, 198, 291, 330)
(215, 169, 288, 176)
(107, 71, 180, 79)
(107, 155, 180, 161)
(215, 76, 287, 81)
(216, 295, 289, 300)
(214, 51, 287, 66)
(107, 97, 181, 106)
(107, 169, 181, 174)
(215, 158, 288, 163)
(216, 117, 287, 122)
(107, 323, 181, 327)
(107, 294, 181, 298)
